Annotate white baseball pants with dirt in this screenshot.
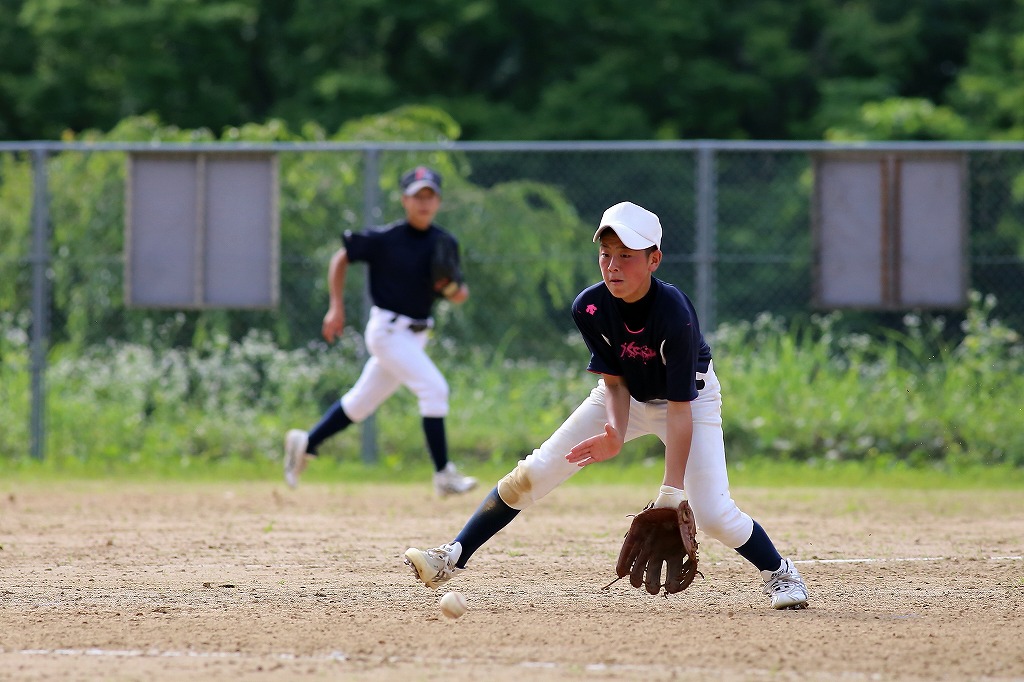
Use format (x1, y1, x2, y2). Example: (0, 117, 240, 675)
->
(496, 361, 754, 549)
(339, 306, 449, 421)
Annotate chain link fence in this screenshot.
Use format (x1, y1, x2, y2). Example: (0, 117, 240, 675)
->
(2, 140, 1024, 460)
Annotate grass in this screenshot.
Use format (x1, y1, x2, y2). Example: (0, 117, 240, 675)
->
(4, 450, 1022, 490)
(2, 291, 1023, 477)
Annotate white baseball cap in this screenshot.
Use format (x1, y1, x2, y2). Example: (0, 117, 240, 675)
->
(592, 201, 662, 250)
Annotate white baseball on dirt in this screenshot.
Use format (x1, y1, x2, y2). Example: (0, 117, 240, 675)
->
(439, 591, 468, 619)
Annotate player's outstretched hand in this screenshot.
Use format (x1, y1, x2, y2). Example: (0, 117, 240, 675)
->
(322, 307, 345, 343)
(566, 424, 623, 467)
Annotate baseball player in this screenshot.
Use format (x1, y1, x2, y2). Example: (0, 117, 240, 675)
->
(284, 166, 478, 498)
(404, 201, 809, 609)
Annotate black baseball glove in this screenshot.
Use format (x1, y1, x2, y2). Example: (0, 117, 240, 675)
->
(608, 500, 701, 595)
(431, 232, 463, 298)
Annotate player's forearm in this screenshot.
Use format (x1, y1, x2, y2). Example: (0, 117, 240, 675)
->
(327, 249, 349, 309)
(603, 378, 631, 448)
(663, 401, 693, 489)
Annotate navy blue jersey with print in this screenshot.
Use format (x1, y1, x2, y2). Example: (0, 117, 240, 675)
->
(343, 220, 460, 320)
(571, 278, 712, 403)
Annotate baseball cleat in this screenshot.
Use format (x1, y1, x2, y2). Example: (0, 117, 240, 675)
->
(433, 462, 478, 498)
(404, 542, 463, 589)
(283, 429, 310, 489)
(761, 557, 809, 610)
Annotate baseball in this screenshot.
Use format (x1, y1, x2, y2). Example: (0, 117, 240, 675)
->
(439, 591, 468, 619)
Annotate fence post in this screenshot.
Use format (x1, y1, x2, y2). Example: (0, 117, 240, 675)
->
(359, 149, 381, 465)
(29, 148, 51, 460)
(694, 144, 718, 332)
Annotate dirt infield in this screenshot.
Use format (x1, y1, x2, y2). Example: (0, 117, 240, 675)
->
(1, 480, 1022, 681)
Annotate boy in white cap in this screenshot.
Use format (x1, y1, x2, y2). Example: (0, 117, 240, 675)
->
(404, 201, 808, 609)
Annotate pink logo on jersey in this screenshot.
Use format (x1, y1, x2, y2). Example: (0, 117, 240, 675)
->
(620, 341, 656, 363)
(585, 304, 598, 315)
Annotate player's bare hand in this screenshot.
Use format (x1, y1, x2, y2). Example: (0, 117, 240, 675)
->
(322, 307, 345, 343)
(566, 424, 623, 467)
(446, 282, 470, 304)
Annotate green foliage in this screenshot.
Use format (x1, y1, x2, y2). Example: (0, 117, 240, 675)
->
(714, 151, 813, 321)
(28, 324, 369, 469)
(0, 152, 33, 314)
(825, 97, 970, 141)
(0, 108, 593, 355)
(2, 0, 1021, 142)
(948, 3, 1024, 141)
(2, 290, 1022, 472)
(14, 0, 262, 137)
(438, 179, 591, 356)
(714, 291, 1024, 468)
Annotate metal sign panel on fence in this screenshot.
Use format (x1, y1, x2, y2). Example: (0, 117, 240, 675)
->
(125, 152, 279, 308)
(813, 152, 967, 309)
(898, 157, 968, 307)
(814, 157, 885, 306)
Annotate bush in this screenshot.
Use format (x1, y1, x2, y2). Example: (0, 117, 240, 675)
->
(2, 292, 1021, 470)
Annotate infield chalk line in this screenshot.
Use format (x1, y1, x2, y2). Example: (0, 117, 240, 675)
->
(792, 555, 1023, 565)
(7, 648, 350, 662)
(6, 649, 1019, 681)
(4, 555, 1022, 670)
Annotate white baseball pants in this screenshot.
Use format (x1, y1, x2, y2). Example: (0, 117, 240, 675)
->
(340, 306, 449, 422)
(496, 361, 755, 549)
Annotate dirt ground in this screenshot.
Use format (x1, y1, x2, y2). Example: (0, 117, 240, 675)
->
(0, 480, 1022, 681)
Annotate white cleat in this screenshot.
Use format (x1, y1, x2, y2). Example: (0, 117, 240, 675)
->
(284, 429, 311, 489)
(404, 542, 463, 589)
(433, 462, 478, 498)
(762, 557, 809, 610)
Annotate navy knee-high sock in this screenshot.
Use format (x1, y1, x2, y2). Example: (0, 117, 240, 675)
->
(453, 487, 520, 568)
(422, 416, 448, 472)
(306, 401, 352, 454)
(734, 520, 783, 572)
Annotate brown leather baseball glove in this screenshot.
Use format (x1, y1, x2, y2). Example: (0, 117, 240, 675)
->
(610, 501, 701, 595)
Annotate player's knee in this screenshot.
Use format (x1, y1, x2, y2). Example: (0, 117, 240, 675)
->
(418, 393, 448, 417)
(419, 403, 449, 418)
(339, 396, 370, 423)
(417, 381, 449, 415)
(690, 504, 751, 547)
(497, 461, 535, 511)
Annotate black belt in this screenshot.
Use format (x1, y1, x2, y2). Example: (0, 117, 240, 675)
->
(390, 314, 431, 333)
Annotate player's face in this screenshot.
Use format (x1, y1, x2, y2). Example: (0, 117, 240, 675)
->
(401, 188, 441, 229)
(598, 232, 661, 302)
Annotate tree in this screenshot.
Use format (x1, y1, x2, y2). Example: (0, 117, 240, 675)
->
(14, 0, 263, 138)
(948, 0, 1024, 140)
(4, 0, 1020, 143)
(824, 97, 969, 141)
(1, 106, 592, 357)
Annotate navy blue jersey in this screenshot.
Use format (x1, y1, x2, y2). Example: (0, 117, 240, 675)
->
(571, 278, 712, 403)
(343, 220, 460, 320)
